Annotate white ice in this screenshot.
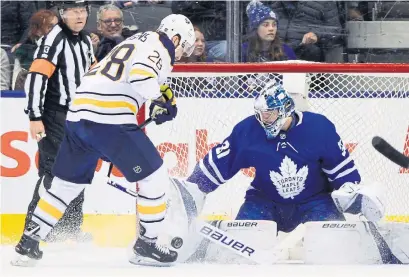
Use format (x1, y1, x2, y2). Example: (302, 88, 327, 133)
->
(1, 245, 408, 277)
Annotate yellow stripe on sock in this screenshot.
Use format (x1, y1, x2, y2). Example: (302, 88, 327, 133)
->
(137, 203, 166, 215)
(38, 199, 63, 219)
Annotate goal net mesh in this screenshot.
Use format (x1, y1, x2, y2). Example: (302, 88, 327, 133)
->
(145, 63, 409, 223)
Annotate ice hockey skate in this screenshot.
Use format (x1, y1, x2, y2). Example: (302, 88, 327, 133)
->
(129, 236, 178, 267)
(11, 231, 43, 267)
(128, 223, 177, 266)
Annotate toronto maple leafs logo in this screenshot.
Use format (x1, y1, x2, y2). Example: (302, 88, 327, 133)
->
(269, 156, 308, 199)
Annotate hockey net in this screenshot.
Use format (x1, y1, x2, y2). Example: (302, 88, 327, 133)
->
(145, 62, 409, 223)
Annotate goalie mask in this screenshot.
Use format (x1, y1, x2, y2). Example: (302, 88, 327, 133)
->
(157, 14, 196, 59)
(254, 82, 295, 139)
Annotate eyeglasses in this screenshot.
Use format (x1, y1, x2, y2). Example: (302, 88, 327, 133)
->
(100, 18, 123, 25)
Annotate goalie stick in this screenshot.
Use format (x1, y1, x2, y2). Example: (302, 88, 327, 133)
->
(372, 136, 409, 169)
(106, 177, 303, 264)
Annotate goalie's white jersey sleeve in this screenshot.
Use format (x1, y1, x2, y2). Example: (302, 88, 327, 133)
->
(67, 31, 175, 125)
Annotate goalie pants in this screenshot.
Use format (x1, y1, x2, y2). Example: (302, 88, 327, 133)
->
(236, 193, 345, 233)
(24, 109, 85, 239)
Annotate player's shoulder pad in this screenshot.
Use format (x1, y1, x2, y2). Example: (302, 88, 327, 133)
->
(157, 32, 175, 66)
(301, 111, 336, 131)
(232, 115, 260, 135)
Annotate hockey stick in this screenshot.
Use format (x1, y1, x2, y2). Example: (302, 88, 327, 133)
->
(107, 117, 153, 178)
(107, 178, 138, 197)
(107, 178, 271, 264)
(372, 136, 409, 169)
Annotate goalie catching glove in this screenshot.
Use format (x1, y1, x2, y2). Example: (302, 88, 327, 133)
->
(149, 85, 177, 125)
(331, 182, 385, 222)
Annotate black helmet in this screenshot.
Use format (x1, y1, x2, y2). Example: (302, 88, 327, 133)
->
(56, 1, 90, 16)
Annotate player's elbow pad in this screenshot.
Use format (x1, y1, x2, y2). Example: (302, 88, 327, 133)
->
(331, 182, 385, 222)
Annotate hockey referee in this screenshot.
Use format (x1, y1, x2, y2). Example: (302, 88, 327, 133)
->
(20, 0, 96, 252)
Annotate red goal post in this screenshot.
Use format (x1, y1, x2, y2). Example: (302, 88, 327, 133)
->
(172, 62, 409, 73)
(139, 62, 409, 222)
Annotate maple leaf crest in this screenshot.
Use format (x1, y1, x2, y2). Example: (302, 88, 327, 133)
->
(269, 156, 309, 199)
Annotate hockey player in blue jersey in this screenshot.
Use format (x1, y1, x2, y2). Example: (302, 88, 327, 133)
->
(180, 82, 385, 235)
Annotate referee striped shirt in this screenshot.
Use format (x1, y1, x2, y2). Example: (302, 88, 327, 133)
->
(24, 23, 96, 120)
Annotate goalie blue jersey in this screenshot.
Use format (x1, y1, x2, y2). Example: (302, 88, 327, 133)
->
(187, 111, 361, 204)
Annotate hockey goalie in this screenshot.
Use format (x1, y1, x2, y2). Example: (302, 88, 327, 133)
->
(159, 82, 409, 265)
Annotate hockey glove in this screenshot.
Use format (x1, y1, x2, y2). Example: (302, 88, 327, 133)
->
(149, 85, 177, 125)
(331, 182, 385, 222)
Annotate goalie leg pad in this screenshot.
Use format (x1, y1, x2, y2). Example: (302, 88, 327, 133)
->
(304, 221, 409, 264)
(158, 178, 205, 262)
(198, 220, 278, 264)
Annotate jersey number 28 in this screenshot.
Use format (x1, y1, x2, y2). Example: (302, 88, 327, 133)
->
(85, 44, 135, 81)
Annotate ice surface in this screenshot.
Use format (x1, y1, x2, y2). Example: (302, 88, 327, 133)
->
(1, 245, 408, 277)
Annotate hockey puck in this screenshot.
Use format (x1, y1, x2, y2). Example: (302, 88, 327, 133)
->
(171, 237, 183, 249)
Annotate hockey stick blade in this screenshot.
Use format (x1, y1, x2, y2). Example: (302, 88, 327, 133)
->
(372, 136, 409, 169)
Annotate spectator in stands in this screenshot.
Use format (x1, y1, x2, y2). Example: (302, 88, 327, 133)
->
(171, 1, 227, 62)
(242, 1, 296, 62)
(34, 1, 58, 11)
(1, 1, 37, 52)
(176, 26, 217, 92)
(13, 10, 59, 90)
(94, 4, 124, 61)
(112, 0, 162, 9)
(268, 1, 343, 62)
(179, 26, 208, 62)
(347, 2, 364, 21)
(0, 48, 11, 90)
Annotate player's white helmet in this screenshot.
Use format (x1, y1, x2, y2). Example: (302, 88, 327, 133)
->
(157, 14, 196, 60)
(254, 82, 295, 139)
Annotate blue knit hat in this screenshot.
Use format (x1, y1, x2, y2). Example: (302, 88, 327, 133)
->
(246, 0, 277, 30)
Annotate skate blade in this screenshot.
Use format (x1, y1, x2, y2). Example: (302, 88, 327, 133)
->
(129, 255, 175, 267)
(10, 253, 38, 267)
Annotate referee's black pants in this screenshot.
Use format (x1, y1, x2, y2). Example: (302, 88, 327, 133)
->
(24, 109, 85, 241)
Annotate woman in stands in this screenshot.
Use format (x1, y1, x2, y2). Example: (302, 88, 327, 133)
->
(14, 9, 58, 90)
(242, 1, 296, 62)
(177, 26, 216, 92)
